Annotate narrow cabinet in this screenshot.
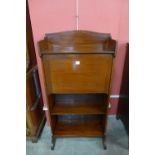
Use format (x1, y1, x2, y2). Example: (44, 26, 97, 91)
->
(38, 30, 116, 149)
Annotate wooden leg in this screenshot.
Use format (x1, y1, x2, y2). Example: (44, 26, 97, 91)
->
(116, 115, 120, 120)
(51, 136, 56, 150)
(102, 136, 107, 150)
(31, 137, 38, 143)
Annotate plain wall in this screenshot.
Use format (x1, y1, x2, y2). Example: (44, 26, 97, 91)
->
(28, 0, 129, 124)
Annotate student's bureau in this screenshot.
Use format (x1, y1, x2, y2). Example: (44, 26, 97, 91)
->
(38, 30, 116, 150)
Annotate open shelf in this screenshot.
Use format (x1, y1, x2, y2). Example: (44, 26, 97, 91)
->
(50, 94, 108, 115)
(51, 102, 106, 115)
(54, 115, 105, 137)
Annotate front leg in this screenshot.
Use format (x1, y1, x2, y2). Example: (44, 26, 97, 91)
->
(51, 136, 56, 150)
(102, 136, 107, 150)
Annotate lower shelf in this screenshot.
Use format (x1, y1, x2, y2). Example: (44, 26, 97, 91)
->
(53, 116, 105, 137)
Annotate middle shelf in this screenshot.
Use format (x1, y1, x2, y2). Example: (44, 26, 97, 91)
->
(49, 94, 108, 115)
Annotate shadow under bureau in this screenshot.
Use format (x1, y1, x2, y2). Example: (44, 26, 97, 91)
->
(38, 30, 116, 150)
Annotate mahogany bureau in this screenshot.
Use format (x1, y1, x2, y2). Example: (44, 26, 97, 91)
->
(38, 30, 116, 150)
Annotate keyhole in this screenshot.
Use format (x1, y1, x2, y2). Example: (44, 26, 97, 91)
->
(75, 60, 80, 65)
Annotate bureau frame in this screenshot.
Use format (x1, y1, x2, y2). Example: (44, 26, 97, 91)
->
(38, 30, 116, 150)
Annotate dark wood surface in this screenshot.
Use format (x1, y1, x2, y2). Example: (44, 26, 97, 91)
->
(26, 1, 46, 143)
(116, 43, 129, 134)
(26, 0, 36, 71)
(26, 66, 45, 142)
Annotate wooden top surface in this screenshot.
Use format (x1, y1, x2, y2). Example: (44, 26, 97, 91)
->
(38, 30, 116, 56)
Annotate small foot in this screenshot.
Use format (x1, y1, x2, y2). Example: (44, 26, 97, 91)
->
(116, 115, 120, 120)
(31, 137, 38, 143)
(103, 144, 107, 150)
(51, 136, 56, 150)
(51, 145, 55, 150)
(102, 136, 107, 150)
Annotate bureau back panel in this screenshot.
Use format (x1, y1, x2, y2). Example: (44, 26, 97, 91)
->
(43, 54, 113, 94)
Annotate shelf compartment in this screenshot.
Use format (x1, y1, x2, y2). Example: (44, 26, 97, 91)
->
(51, 102, 106, 115)
(51, 94, 108, 115)
(53, 115, 105, 137)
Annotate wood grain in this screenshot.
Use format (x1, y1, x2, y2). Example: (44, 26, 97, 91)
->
(43, 54, 113, 94)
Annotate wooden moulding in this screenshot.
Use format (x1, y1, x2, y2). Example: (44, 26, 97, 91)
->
(38, 30, 116, 57)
